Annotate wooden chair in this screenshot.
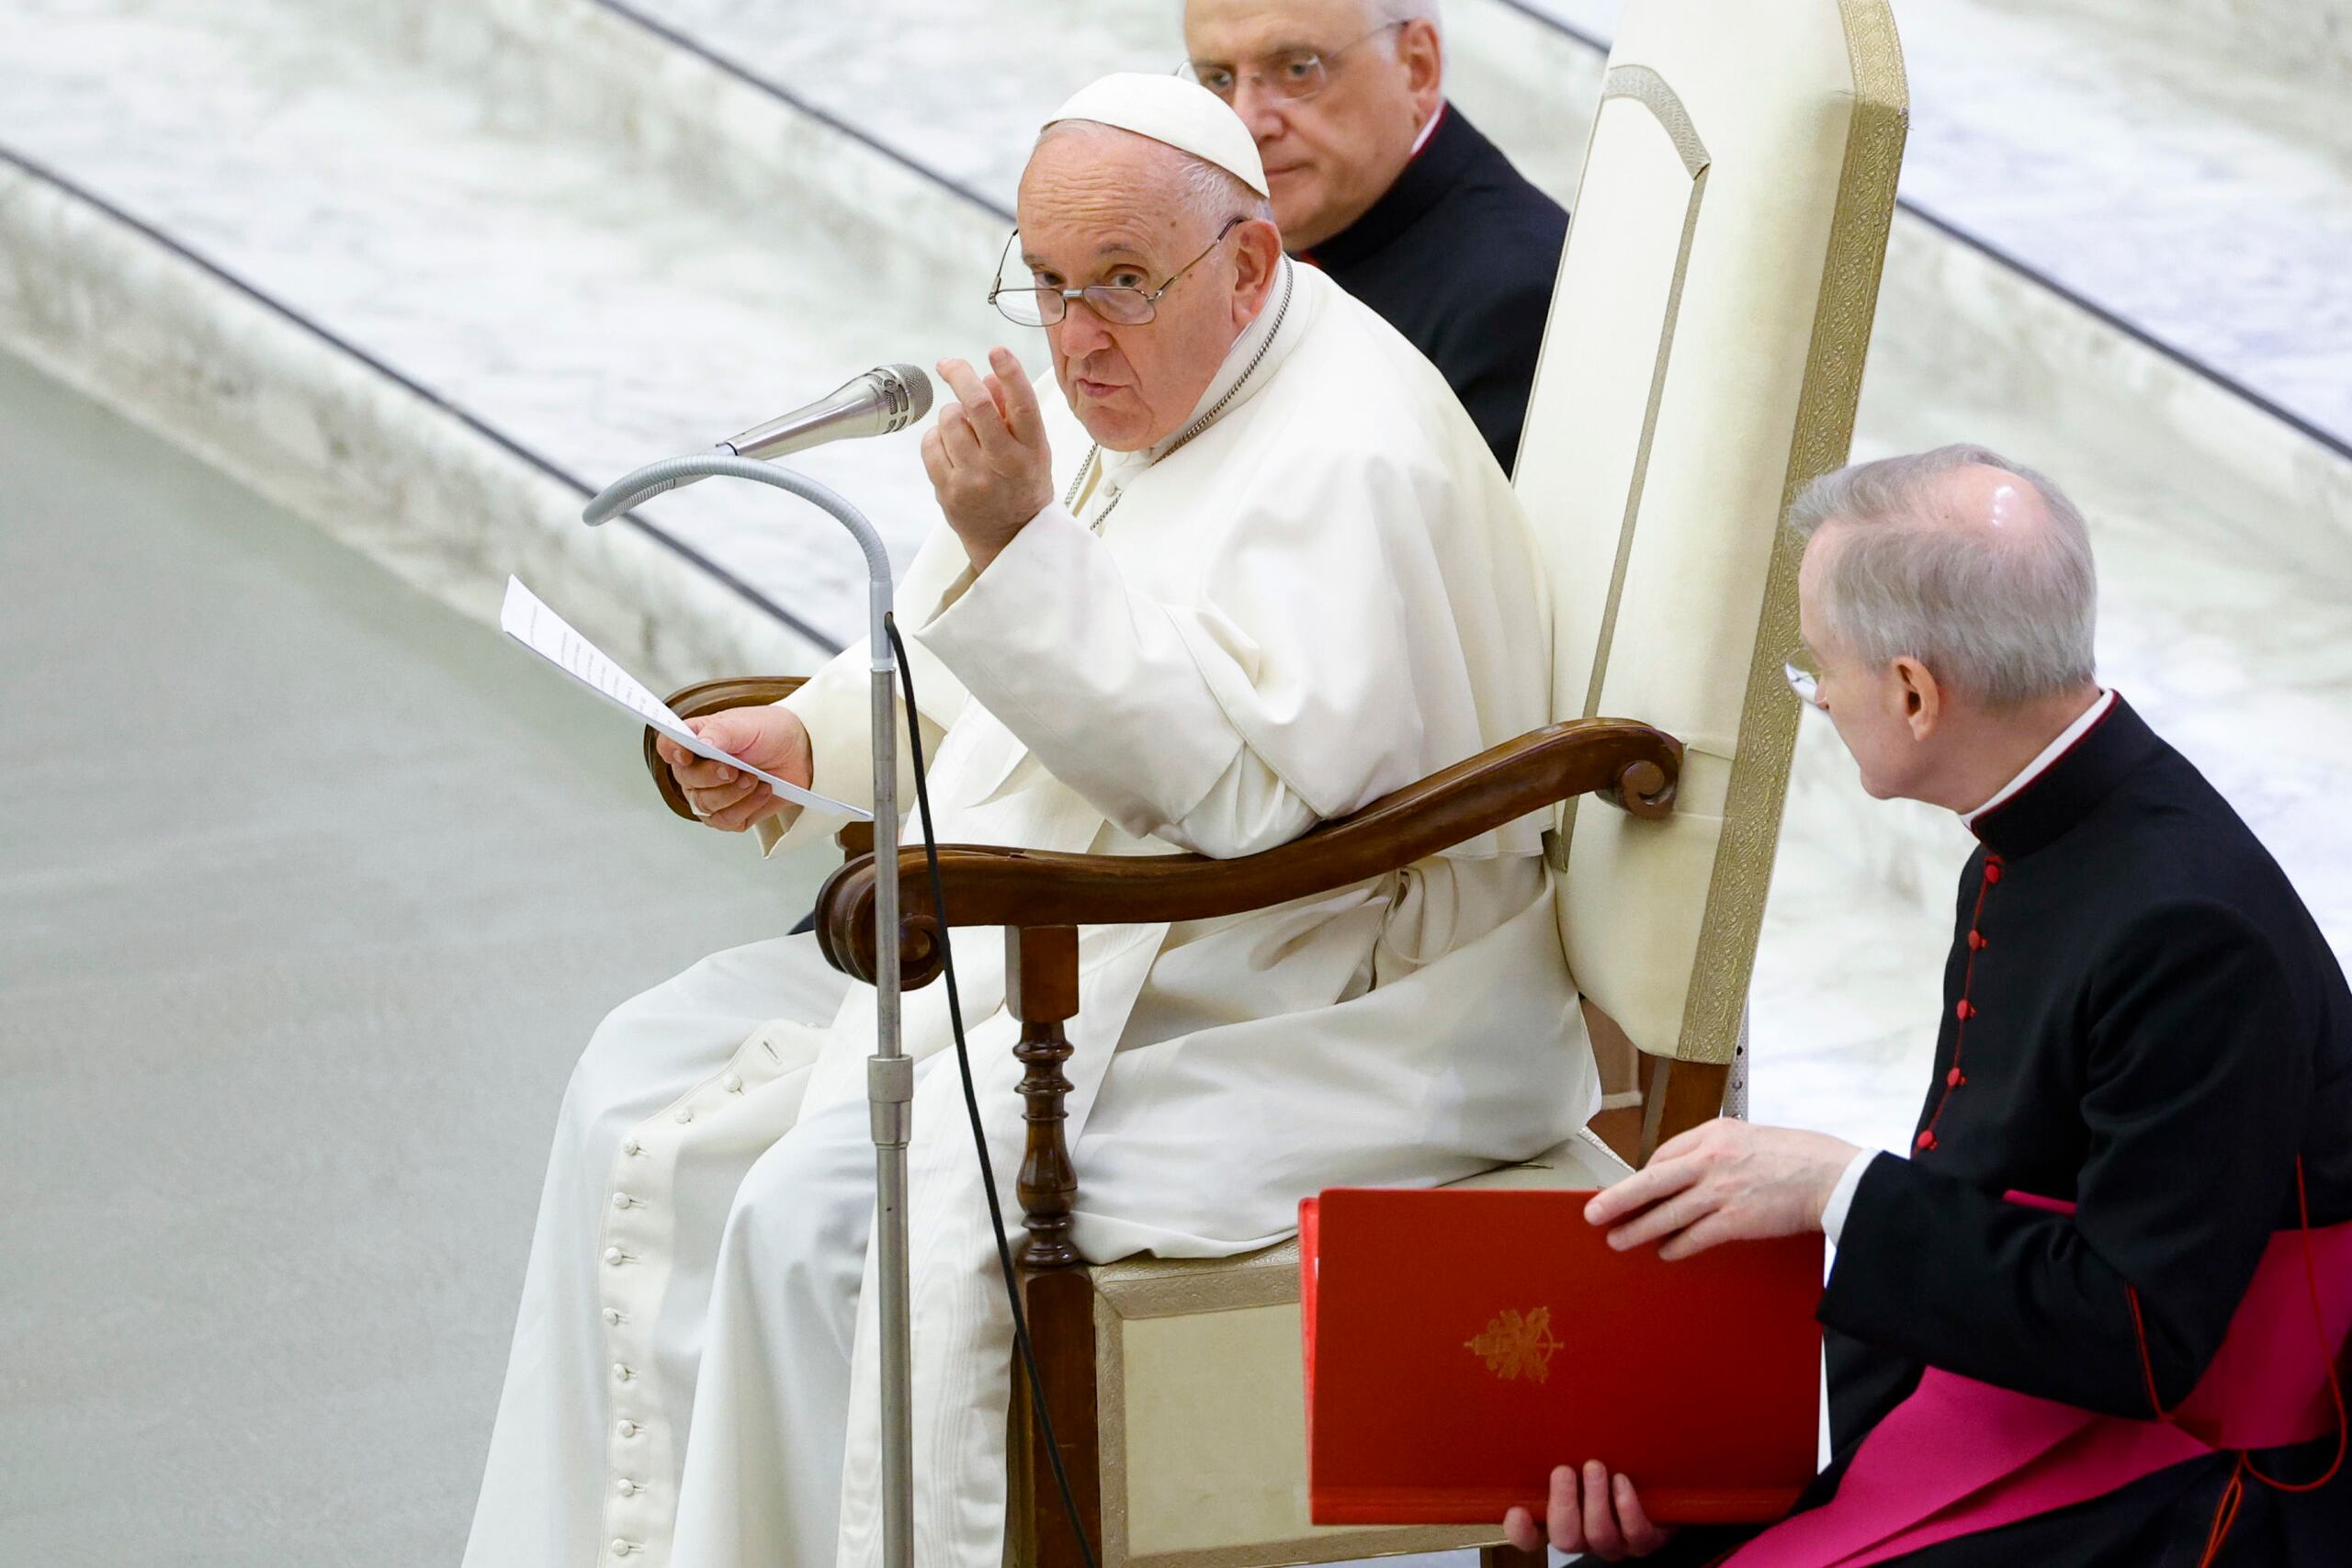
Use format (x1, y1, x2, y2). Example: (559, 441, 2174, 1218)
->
(643, 3, 1905, 1564)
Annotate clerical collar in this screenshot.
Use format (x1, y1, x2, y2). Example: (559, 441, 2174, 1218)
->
(1295, 101, 1472, 273)
(1962, 689, 2116, 826)
(1964, 691, 2158, 859)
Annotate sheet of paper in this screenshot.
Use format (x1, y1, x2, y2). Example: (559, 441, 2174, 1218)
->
(500, 576, 868, 821)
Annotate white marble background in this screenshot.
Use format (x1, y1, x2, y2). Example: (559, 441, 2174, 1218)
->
(1518, 0, 2352, 441)
(628, 0, 2352, 443)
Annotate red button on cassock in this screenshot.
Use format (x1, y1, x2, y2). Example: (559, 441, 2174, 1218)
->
(1984, 863, 2004, 885)
(1916, 1131, 1939, 1152)
(1968, 930, 1988, 952)
(1956, 998, 1977, 1021)
(1947, 1068, 1966, 1088)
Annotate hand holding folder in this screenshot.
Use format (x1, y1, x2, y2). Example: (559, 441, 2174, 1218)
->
(1300, 1188, 1824, 1529)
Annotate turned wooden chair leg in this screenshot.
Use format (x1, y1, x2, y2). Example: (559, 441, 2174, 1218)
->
(1010, 924, 1082, 1269)
(1006, 925, 1102, 1568)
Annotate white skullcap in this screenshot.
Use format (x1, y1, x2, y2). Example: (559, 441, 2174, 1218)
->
(1041, 73, 1269, 197)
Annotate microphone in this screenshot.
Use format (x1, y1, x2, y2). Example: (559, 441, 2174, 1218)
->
(587, 366, 934, 519)
(722, 363, 934, 461)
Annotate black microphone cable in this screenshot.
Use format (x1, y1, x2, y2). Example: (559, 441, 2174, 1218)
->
(884, 615, 1100, 1568)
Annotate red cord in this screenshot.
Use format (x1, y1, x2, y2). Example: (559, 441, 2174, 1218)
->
(2241, 1160, 2346, 1495)
(2130, 1157, 2345, 1564)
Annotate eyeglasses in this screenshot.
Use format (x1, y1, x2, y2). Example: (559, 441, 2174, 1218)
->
(1783, 655, 1826, 709)
(1178, 21, 1405, 104)
(989, 217, 1246, 328)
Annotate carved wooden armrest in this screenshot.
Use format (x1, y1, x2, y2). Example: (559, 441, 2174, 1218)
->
(641, 677, 806, 822)
(811, 716, 1679, 1269)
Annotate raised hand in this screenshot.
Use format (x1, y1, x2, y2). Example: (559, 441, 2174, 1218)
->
(655, 705, 814, 833)
(920, 347, 1055, 572)
(1583, 1119, 1860, 1261)
(1503, 1461, 1673, 1560)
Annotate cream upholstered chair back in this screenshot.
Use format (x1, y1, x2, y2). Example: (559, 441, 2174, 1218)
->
(1517, 0, 1907, 1078)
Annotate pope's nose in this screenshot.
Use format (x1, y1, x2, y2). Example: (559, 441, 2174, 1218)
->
(1055, 303, 1115, 359)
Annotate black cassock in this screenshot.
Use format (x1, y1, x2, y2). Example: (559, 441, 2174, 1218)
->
(1295, 104, 1566, 476)
(1668, 696, 2352, 1566)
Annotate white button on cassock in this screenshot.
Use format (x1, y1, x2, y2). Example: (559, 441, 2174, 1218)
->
(613, 1363, 633, 1382)
(604, 1247, 626, 1266)
(612, 1192, 635, 1210)
(616, 1479, 639, 1496)
(612, 1539, 634, 1557)
(621, 1138, 642, 1156)
(723, 1072, 743, 1092)
(616, 1420, 639, 1438)
(603, 1307, 623, 1325)
(673, 1108, 693, 1124)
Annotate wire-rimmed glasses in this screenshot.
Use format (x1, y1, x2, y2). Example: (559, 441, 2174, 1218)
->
(1178, 21, 1405, 104)
(1784, 652, 1826, 709)
(989, 217, 1245, 328)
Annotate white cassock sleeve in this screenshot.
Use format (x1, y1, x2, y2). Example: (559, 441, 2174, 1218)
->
(752, 527, 973, 858)
(911, 502, 1320, 860)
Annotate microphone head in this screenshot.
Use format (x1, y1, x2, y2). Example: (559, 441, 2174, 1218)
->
(877, 363, 933, 431)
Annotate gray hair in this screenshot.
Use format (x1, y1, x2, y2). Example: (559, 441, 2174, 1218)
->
(1786, 444, 2098, 706)
(1032, 119, 1275, 231)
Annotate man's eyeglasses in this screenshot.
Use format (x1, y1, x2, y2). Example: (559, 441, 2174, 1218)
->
(1784, 654, 1826, 709)
(989, 217, 1245, 328)
(1178, 21, 1405, 105)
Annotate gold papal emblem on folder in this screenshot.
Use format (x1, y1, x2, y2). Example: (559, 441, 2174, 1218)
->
(1465, 1307, 1564, 1383)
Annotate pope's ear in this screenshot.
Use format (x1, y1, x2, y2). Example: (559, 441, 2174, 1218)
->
(1231, 216, 1283, 317)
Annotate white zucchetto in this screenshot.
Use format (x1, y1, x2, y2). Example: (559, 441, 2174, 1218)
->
(1042, 73, 1270, 197)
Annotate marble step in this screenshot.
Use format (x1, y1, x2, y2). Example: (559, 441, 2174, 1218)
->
(1505, 0, 2352, 446)
(0, 0, 1017, 668)
(2035, 0, 2352, 85)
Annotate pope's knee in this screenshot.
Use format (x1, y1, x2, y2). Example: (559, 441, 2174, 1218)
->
(549, 982, 687, 1176)
(716, 1107, 870, 1307)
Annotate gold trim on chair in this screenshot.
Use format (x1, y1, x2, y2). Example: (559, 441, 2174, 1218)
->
(1674, 0, 1908, 1066)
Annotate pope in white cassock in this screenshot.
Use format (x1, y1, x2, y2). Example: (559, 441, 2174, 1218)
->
(466, 73, 1596, 1568)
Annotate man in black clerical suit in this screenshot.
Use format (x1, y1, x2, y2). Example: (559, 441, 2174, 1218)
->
(1182, 0, 1566, 473)
(1504, 446, 2352, 1564)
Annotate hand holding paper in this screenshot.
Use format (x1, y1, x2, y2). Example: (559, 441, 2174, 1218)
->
(499, 577, 868, 823)
(657, 706, 814, 831)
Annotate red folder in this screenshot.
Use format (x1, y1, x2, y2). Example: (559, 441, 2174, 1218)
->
(1301, 1188, 1822, 1526)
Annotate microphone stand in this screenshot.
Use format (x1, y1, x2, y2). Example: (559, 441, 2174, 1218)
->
(583, 455, 916, 1568)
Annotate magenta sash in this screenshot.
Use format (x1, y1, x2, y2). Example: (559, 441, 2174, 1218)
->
(1723, 1201, 2352, 1568)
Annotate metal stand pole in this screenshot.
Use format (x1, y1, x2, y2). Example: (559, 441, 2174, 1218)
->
(866, 654, 916, 1568)
(584, 456, 915, 1568)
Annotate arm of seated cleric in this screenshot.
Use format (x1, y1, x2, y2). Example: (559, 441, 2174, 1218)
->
(1819, 902, 2311, 1416)
(911, 500, 1394, 860)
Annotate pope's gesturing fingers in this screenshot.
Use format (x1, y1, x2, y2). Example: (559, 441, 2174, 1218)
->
(985, 345, 1047, 447)
(926, 349, 1055, 571)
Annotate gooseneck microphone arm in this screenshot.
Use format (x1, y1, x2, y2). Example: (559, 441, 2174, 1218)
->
(580, 453, 915, 1568)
